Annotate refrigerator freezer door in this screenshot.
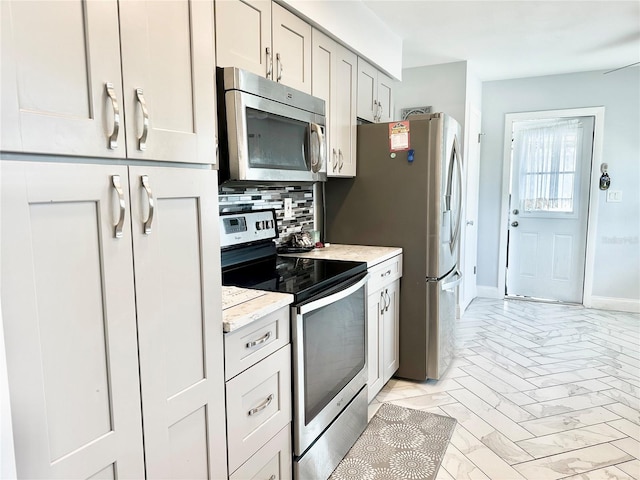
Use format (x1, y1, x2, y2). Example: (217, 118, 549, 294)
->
(426, 267, 460, 379)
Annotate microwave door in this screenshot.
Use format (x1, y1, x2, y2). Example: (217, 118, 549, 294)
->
(224, 90, 326, 182)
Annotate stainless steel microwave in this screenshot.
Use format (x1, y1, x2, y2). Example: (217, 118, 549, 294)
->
(217, 67, 327, 183)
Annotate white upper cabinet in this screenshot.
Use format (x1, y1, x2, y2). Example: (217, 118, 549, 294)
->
(357, 57, 394, 123)
(0, 0, 216, 165)
(312, 30, 357, 177)
(216, 0, 312, 93)
(215, 0, 272, 78)
(119, 1, 217, 164)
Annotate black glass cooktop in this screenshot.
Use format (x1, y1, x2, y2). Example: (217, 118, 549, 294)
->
(222, 254, 367, 304)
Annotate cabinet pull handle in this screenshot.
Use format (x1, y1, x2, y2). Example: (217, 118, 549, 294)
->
(373, 100, 379, 122)
(385, 289, 391, 312)
(338, 149, 343, 171)
(246, 331, 271, 349)
(377, 101, 383, 122)
(266, 47, 272, 79)
(381, 269, 391, 277)
(332, 148, 338, 171)
(141, 175, 155, 235)
(105, 82, 120, 150)
(248, 394, 274, 416)
(276, 53, 283, 82)
(380, 291, 385, 315)
(112, 175, 125, 239)
(136, 88, 149, 151)
(268, 476, 276, 480)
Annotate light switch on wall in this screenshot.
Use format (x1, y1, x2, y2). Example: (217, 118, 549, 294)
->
(284, 198, 294, 218)
(606, 190, 622, 203)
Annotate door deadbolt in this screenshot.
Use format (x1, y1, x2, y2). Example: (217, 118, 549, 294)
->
(511, 221, 519, 227)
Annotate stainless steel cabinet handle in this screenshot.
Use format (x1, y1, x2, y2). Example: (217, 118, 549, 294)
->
(105, 82, 120, 149)
(141, 175, 155, 235)
(112, 175, 125, 239)
(268, 476, 276, 480)
(135, 88, 149, 151)
(266, 47, 272, 79)
(377, 101, 383, 122)
(380, 291, 385, 315)
(332, 148, 338, 171)
(373, 100, 379, 121)
(248, 394, 273, 416)
(384, 289, 391, 312)
(338, 149, 343, 171)
(466, 220, 474, 226)
(381, 269, 391, 277)
(246, 331, 271, 349)
(276, 53, 283, 82)
(511, 221, 519, 227)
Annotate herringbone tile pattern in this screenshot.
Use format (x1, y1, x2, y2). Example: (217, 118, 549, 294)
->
(371, 298, 640, 479)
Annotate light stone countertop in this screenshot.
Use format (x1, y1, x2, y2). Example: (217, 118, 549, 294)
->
(222, 286, 293, 333)
(280, 243, 402, 267)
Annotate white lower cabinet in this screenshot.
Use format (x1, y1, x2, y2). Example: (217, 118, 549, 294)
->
(0, 161, 227, 479)
(367, 254, 402, 402)
(224, 306, 292, 479)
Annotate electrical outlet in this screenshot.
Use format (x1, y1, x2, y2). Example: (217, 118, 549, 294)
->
(606, 190, 622, 203)
(284, 198, 293, 219)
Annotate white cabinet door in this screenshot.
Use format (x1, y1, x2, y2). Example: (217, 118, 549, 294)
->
(377, 72, 394, 124)
(356, 57, 394, 123)
(334, 45, 358, 176)
(311, 30, 337, 174)
(382, 280, 400, 383)
(128, 167, 227, 480)
(312, 30, 357, 177)
(0, 161, 145, 479)
(357, 58, 378, 123)
(0, 1, 124, 157)
(215, 0, 272, 78)
(367, 289, 384, 403)
(272, 3, 312, 93)
(119, 0, 216, 165)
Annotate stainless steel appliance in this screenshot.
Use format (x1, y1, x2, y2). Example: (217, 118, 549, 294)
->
(325, 113, 463, 380)
(220, 210, 368, 480)
(217, 67, 327, 183)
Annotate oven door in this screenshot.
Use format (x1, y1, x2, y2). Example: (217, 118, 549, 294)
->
(292, 272, 369, 456)
(225, 90, 327, 182)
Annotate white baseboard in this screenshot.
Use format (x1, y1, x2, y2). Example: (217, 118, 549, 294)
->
(476, 286, 503, 299)
(589, 296, 640, 313)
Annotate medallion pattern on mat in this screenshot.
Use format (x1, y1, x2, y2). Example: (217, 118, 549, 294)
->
(330, 403, 457, 480)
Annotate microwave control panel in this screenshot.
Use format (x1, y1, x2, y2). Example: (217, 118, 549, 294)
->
(220, 210, 278, 248)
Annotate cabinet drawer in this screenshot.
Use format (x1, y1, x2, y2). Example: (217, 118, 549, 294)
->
(225, 306, 290, 380)
(230, 424, 292, 480)
(226, 345, 292, 473)
(368, 254, 403, 293)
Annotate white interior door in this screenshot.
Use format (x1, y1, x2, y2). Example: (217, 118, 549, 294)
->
(460, 107, 481, 312)
(506, 116, 594, 302)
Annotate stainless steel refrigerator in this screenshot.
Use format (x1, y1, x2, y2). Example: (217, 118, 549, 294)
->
(325, 113, 463, 381)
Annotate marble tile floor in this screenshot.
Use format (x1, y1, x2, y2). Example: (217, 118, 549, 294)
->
(370, 298, 640, 480)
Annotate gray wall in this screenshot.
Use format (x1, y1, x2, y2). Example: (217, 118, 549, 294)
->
(394, 61, 468, 131)
(478, 68, 640, 301)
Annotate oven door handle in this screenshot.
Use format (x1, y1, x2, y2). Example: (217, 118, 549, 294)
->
(297, 272, 370, 315)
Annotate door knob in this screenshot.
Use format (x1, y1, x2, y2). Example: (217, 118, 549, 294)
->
(511, 221, 519, 227)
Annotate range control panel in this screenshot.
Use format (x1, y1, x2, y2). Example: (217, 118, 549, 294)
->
(220, 210, 278, 248)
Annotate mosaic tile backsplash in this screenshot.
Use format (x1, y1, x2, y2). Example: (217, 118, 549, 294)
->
(218, 184, 315, 244)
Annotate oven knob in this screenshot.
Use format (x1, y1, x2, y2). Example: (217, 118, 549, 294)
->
(256, 221, 263, 230)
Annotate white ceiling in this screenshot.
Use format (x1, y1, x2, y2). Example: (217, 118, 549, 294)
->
(361, 0, 640, 81)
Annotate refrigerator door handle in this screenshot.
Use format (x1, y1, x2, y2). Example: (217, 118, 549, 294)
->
(448, 135, 464, 253)
(441, 269, 463, 291)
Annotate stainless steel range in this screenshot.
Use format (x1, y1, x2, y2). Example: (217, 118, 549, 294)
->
(220, 210, 369, 480)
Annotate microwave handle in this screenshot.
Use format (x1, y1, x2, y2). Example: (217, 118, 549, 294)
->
(310, 123, 325, 173)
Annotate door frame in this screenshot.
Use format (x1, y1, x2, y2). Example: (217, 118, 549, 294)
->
(497, 107, 605, 306)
